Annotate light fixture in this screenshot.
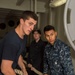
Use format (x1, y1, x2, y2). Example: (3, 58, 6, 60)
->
(49, 0, 67, 7)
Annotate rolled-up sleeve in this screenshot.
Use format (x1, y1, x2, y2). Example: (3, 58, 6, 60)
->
(60, 45, 75, 75)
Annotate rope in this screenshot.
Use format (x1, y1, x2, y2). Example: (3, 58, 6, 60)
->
(14, 60, 43, 75)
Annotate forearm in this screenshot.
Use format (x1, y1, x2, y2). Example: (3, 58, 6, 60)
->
(1, 60, 16, 75)
(1, 67, 16, 75)
(19, 63, 27, 74)
(18, 55, 27, 75)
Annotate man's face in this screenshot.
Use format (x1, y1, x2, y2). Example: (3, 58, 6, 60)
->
(33, 31, 41, 40)
(21, 17, 37, 35)
(45, 30, 57, 45)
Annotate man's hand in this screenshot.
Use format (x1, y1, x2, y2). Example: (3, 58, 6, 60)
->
(28, 63, 32, 68)
(23, 70, 28, 75)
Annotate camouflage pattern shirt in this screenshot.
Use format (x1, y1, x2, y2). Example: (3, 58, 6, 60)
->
(43, 39, 75, 75)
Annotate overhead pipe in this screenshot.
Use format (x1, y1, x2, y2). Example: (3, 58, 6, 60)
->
(34, 0, 37, 14)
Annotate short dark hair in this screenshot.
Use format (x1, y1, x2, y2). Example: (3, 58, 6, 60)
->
(20, 10, 38, 21)
(32, 29, 41, 34)
(44, 25, 55, 33)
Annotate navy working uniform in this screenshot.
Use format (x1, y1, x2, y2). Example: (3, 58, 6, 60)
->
(43, 39, 75, 75)
(0, 30, 27, 75)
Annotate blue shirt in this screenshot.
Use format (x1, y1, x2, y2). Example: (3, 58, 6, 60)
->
(0, 30, 27, 69)
(43, 39, 75, 75)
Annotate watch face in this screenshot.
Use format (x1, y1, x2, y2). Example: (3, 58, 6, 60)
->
(64, 0, 75, 50)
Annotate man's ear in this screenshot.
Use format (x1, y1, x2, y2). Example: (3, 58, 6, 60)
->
(55, 32, 57, 36)
(20, 18, 24, 24)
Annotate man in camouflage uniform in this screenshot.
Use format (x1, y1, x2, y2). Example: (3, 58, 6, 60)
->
(43, 25, 75, 75)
